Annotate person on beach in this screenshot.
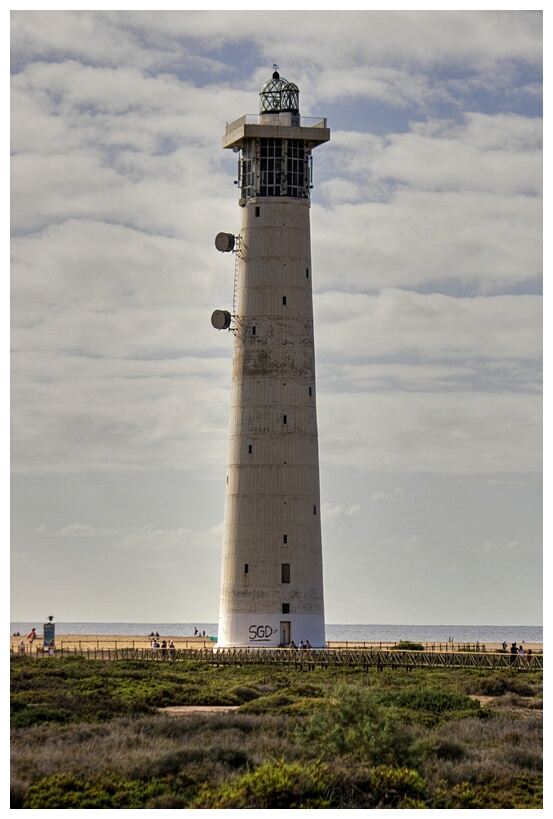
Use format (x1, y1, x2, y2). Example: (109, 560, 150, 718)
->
(161, 640, 167, 658)
(510, 642, 517, 665)
(28, 628, 36, 643)
(518, 645, 525, 664)
(169, 641, 175, 659)
(18, 640, 25, 655)
(152, 639, 159, 657)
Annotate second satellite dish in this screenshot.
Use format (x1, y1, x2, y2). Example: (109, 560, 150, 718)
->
(215, 232, 235, 253)
(211, 310, 232, 330)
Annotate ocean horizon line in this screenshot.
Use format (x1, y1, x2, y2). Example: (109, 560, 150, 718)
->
(11, 621, 543, 644)
(10, 620, 543, 628)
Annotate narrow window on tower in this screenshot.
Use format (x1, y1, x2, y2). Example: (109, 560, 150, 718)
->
(252, 325, 257, 336)
(306, 268, 309, 278)
(282, 603, 290, 614)
(244, 564, 249, 574)
(281, 563, 290, 583)
(313, 505, 317, 515)
(283, 414, 287, 424)
(248, 444, 253, 454)
(309, 387, 312, 396)
(255, 206, 260, 217)
(282, 296, 287, 305)
(283, 534, 288, 544)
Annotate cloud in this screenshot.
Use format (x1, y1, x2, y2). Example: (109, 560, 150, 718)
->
(322, 503, 361, 520)
(9, 11, 542, 625)
(314, 112, 541, 295)
(57, 523, 121, 537)
(116, 523, 221, 550)
(318, 390, 541, 475)
(315, 289, 541, 366)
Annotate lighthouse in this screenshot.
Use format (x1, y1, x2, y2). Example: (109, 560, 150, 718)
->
(212, 70, 330, 648)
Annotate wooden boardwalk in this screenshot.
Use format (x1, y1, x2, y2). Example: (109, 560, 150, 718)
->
(24, 646, 542, 671)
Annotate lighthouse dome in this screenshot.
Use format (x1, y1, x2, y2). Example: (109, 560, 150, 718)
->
(259, 70, 299, 115)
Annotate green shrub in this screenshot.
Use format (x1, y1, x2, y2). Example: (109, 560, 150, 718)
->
(468, 674, 539, 698)
(432, 776, 542, 809)
(227, 684, 262, 703)
(11, 702, 73, 728)
(429, 738, 468, 761)
(22, 772, 167, 809)
(384, 687, 479, 714)
(370, 765, 426, 808)
(297, 685, 421, 767)
(394, 641, 425, 651)
(189, 759, 331, 808)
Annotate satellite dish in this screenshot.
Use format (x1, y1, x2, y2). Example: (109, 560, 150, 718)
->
(211, 310, 232, 330)
(215, 232, 235, 253)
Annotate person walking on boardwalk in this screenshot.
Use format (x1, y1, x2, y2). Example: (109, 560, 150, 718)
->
(510, 642, 517, 665)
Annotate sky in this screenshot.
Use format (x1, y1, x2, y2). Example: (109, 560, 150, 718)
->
(10, 9, 542, 626)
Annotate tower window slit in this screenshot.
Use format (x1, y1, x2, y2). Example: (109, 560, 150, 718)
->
(283, 534, 288, 544)
(313, 505, 317, 515)
(282, 603, 290, 614)
(248, 444, 253, 454)
(283, 414, 287, 424)
(252, 325, 256, 336)
(282, 296, 287, 305)
(244, 564, 249, 574)
(281, 563, 290, 583)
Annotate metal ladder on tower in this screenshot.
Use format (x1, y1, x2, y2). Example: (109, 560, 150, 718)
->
(230, 235, 244, 340)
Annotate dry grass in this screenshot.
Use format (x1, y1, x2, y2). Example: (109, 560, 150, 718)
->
(10, 657, 543, 809)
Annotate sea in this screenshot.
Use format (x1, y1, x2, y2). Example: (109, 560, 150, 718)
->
(10, 622, 543, 644)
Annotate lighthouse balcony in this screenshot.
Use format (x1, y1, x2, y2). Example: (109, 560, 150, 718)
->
(223, 115, 329, 150)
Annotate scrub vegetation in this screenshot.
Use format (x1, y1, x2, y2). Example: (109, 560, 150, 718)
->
(11, 656, 542, 809)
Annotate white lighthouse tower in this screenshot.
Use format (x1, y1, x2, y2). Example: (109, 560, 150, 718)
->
(212, 70, 330, 648)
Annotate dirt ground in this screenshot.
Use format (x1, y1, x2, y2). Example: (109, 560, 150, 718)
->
(159, 706, 240, 717)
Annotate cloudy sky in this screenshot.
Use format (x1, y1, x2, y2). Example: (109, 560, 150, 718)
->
(10, 9, 542, 626)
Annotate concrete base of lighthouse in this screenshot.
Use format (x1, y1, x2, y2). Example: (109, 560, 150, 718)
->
(217, 612, 325, 649)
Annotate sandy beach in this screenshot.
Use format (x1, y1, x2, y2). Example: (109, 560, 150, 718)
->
(10, 633, 543, 654)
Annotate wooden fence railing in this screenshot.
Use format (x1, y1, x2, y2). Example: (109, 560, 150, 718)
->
(11, 646, 542, 671)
